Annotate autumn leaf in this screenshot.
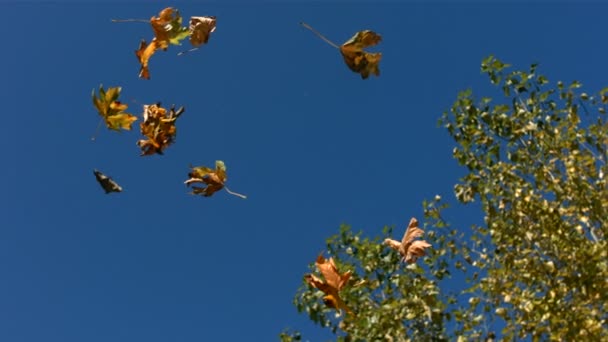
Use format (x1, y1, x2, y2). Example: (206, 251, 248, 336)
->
(189, 16, 216, 46)
(150, 7, 190, 47)
(136, 103, 184, 156)
(91, 85, 137, 136)
(178, 16, 217, 56)
(115, 8, 214, 77)
(304, 254, 352, 314)
(339, 30, 382, 79)
(300, 22, 382, 79)
(135, 39, 157, 80)
(384, 217, 432, 263)
(185, 160, 247, 199)
(130, 7, 189, 79)
(93, 169, 123, 194)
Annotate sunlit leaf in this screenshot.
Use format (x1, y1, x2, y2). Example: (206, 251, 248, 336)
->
(91, 85, 137, 132)
(304, 254, 352, 314)
(136, 103, 184, 156)
(384, 217, 432, 263)
(185, 160, 246, 199)
(301, 22, 382, 79)
(339, 30, 382, 79)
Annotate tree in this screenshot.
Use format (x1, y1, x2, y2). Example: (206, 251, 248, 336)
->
(281, 56, 608, 341)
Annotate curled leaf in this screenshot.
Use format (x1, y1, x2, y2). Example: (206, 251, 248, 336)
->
(134, 7, 189, 79)
(185, 161, 246, 199)
(384, 217, 432, 263)
(150, 7, 189, 48)
(93, 169, 123, 194)
(300, 22, 382, 79)
(136, 103, 184, 156)
(340, 30, 382, 79)
(135, 40, 158, 80)
(189, 16, 216, 46)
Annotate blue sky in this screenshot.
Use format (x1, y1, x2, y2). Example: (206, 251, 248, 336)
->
(1, 2, 607, 341)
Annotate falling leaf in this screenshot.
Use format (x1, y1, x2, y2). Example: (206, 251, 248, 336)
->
(189, 16, 216, 46)
(136, 103, 185, 156)
(185, 160, 247, 199)
(133, 7, 189, 79)
(339, 30, 382, 79)
(178, 16, 217, 55)
(135, 39, 157, 80)
(384, 217, 432, 263)
(91, 85, 138, 132)
(300, 22, 382, 79)
(93, 169, 123, 194)
(304, 254, 352, 314)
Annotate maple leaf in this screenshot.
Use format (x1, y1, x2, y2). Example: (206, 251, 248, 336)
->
(384, 217, 432, 263)
(93, 169, 123, 194)
(185, 160, 247, 199)
(136, 103, 184, 156)
(300, 22, 382, 79)
(91, 85, 138, 133)
(132, 7, 189, 79)
(304, 255, 353, 314)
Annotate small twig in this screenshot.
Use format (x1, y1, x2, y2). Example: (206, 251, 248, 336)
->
(224, 186, 247, 199)
(91, 117, 104, 141)
(300, 22, 340, 49)
(111, 19, 149, 23)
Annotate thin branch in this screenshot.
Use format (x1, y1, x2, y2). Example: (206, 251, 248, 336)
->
(300, 22, 340, 49)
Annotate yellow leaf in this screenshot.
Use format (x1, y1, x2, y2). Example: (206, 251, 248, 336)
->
(91, 85, 137, 132)
(137, 103, 184, 156)
(340, 30, 382, 79)
(185, 161, 246, 198)
(106, 113, 138, 131)
(301, 23, 382, 79)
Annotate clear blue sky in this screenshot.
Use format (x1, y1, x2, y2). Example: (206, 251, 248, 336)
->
(1, 2, 606, 341)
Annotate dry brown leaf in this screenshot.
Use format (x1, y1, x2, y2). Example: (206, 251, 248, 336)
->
(189, 16, 216, 46)
(384, 217, 432, 264)
(136, 103, 184, 156)
(304, 255, 352, 314)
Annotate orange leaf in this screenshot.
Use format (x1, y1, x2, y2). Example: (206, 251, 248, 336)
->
(384, 217, 432, 264)
(304, 254, 352, 314)
(136, 103, 184, 156)
(135, 39, 159, 80)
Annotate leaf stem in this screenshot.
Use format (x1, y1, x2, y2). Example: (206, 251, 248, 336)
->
(91, 117, 104, 141)
(224, 186, 247, 199)
(300, 22, 340, 49)
(111, 19, 149, 23)
(177, 47, 199, 56)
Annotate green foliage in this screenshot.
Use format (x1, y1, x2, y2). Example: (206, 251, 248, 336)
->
(441, 55, 607, 340)
(284, 197, 467, 341)
(284, 56, 608, 340)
